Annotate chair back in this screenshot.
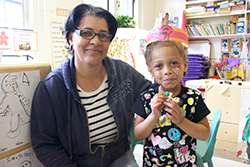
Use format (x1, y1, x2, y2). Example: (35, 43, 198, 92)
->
(203, 108, 221, 162)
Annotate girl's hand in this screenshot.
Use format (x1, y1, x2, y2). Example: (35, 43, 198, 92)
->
(164, 99, 184, 125)
(150, 93, 166, 119)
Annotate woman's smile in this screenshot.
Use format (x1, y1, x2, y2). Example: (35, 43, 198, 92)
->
(86, 48, 102, 54)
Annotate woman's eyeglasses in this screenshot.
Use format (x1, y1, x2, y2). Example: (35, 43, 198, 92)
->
(74, 29, 112, 42)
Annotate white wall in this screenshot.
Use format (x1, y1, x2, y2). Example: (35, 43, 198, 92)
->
(154, 0, 186, 28)
(152, 0, 221, 60)
(31, 0, 220, 68)
(135, 0, 155, 30)
(32, 0, 46, 62)
(33, 0, 119, 66)
(43, 0, 83, 66)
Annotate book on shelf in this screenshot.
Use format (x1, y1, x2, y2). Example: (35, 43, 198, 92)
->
(189, 27, 195, 36)
(187, 25, 195, 36)
(198, 24, 207, 36)
(193, 25, 202, 36)
(186, 26, 194, 36)
(208, 24, 216, 35)
(200, 26, 207, 36)
(206, 24, 214, 35)
(216, 24, 222, 35)
(216, 24, 223, 35)
(236, 18, 245, 34)
(186, 22, 238, 37)
(192, 25, 201, 36)
(219, 23, 224, 35)
(204, 24, 212, 35)
(230, 23, 236, 34)
(185, 5, 206, 17)
(194, 25, 203, 36)
(185, 5, 205, 13)
(212, 24, 219, 35)
(231, 4, 245, 11)
(223, 23, 229, 35)
(191, 25, 199, 36)
(200, 24, 208, 36)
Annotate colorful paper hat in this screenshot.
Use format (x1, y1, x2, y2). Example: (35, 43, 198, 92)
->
(146, 25, 189, 49)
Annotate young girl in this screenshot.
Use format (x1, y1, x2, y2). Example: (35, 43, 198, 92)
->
(132, 40, 210, 167)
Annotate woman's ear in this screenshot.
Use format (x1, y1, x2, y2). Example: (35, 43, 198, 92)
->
(68, 32, 73, 45)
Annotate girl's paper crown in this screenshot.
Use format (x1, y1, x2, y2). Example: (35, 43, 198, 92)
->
(146, 25, 189, 49)
(146, 12, 189, 49)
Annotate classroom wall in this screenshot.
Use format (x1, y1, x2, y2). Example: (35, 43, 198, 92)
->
(33, 0, 162, 66)
(154, 0, 186, 28)
(31, 0, 45, 63)
(39, 0, 83, 65)
(135, 0, 155, 30)
(33, 0, 129, 66)
(31, 0, 220, 67)
(153, 0, 221, 60)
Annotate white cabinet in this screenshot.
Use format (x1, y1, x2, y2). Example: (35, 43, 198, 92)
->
(205, 81, 250, 159)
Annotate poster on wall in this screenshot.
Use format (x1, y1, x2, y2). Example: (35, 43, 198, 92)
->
(13, 31, 38, 52)
(56, 8, 70, 17)
(107, 37, 135, 68)
(167, 17, 178, 28)
(51, 20, 70, 68)
(139, 39, 146, 56)
(0, 29, 13, 49)
(237, 89, 250, 159)
(0, 71, 43, 167)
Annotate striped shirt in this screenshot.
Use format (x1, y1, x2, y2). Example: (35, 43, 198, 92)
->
(77, 74, 117, 144)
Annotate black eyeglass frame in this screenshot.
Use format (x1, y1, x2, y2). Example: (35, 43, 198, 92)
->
(74, 29, 112, 42)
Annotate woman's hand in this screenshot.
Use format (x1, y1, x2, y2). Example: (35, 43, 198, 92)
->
(164, 99, 184, 125)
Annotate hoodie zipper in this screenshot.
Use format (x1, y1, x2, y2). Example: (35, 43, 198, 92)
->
(73, 84, 120, 166)
(101, 147, 105, 167)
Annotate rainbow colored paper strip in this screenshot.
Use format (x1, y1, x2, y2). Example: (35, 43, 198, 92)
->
(146, 25, 189, 49)
(169, 27, 188, 49)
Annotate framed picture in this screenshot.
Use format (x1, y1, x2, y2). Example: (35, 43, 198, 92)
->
(231, 48, 240, 57)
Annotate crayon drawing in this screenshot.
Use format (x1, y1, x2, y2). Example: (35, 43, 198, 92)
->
(0, 71, 40, 156)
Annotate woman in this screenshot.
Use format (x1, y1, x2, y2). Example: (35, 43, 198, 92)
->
(30, 4, 152, 167)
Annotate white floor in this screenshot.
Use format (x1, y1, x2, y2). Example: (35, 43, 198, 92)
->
(133, 144, 250, 167)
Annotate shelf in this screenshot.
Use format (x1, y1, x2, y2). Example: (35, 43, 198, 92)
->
(185, 0, 222, 5)
(186, 11, 246, 19)
(185, 1, 249, 40)
(188, 33, 250, 39)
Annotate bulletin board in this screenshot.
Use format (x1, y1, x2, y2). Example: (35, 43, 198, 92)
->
(0, 62, 51, 167)
(221, 38, 250, 58)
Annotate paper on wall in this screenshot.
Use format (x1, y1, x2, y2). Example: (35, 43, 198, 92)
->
(0, 71, 43, 166)
(237, 89, 250, 159)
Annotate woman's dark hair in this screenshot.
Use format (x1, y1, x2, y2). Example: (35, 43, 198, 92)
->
(65, 3, 118, 46)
